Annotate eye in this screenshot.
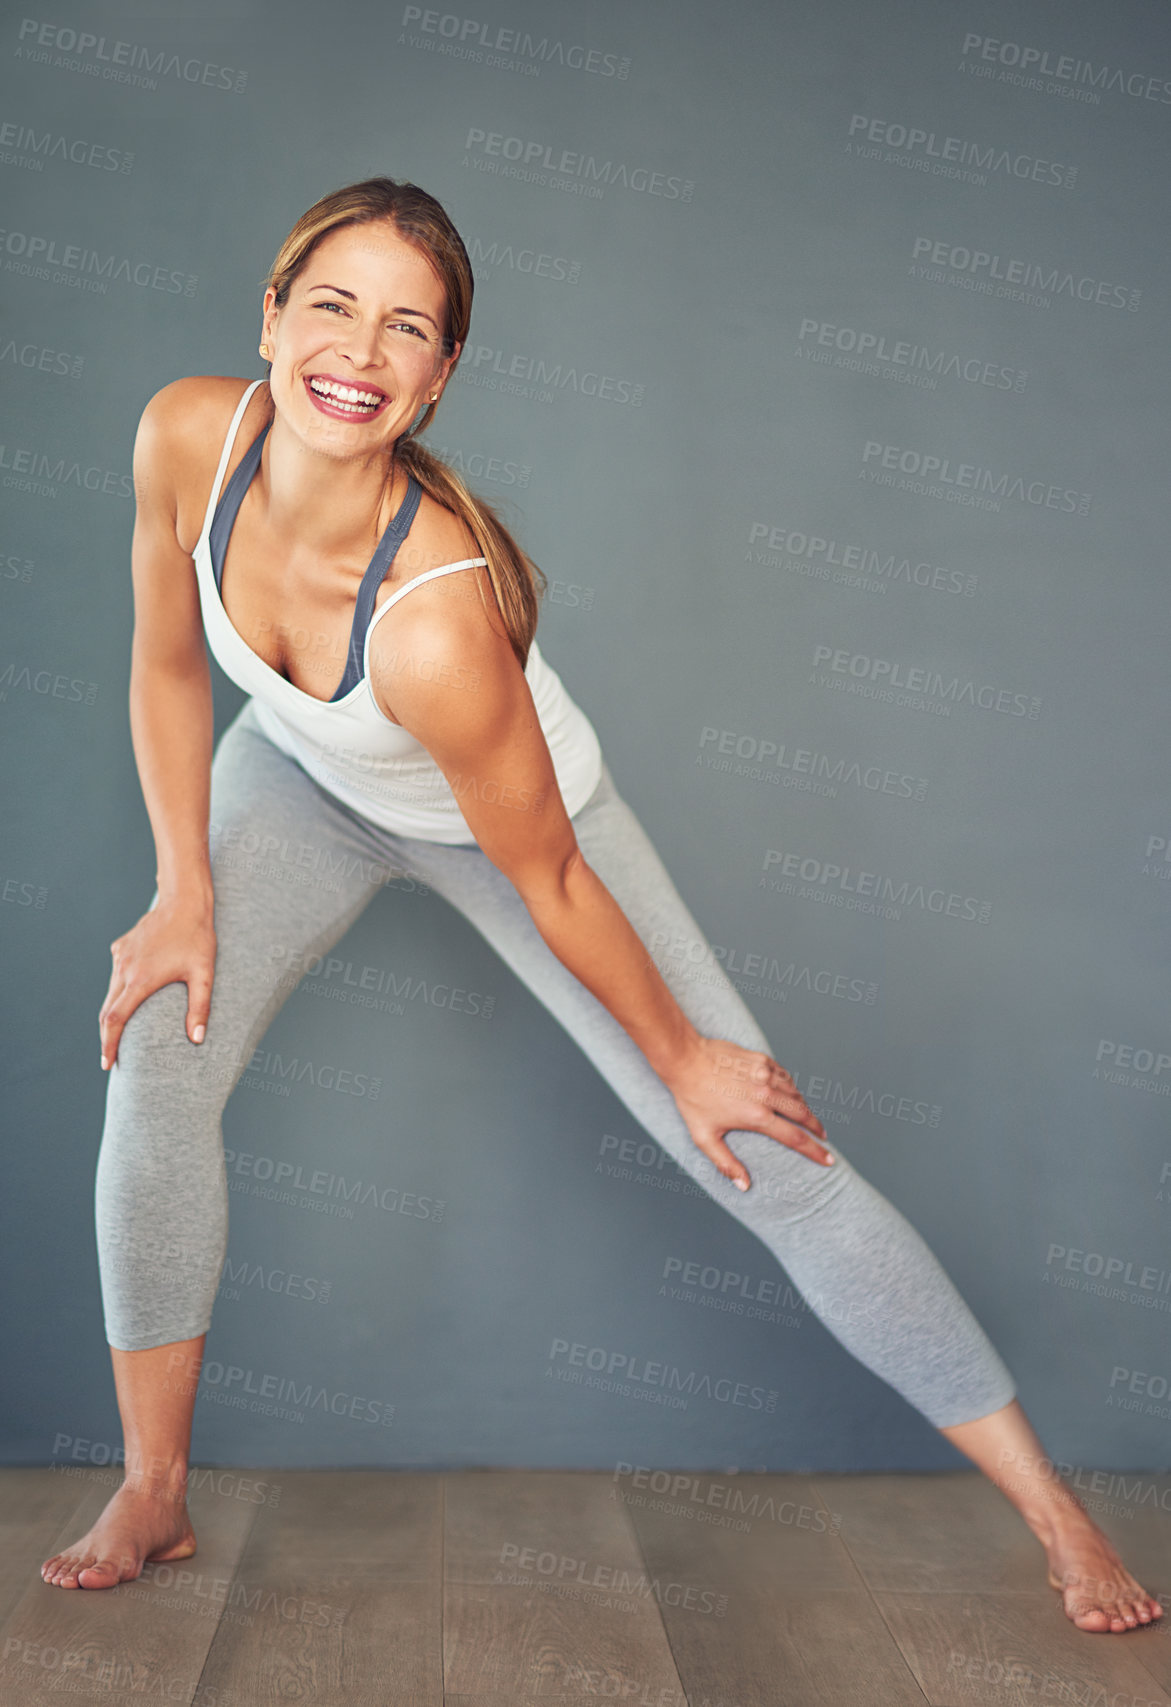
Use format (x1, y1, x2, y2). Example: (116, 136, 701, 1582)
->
(315, 300, 347, 315)
(390, 320, 427, 340)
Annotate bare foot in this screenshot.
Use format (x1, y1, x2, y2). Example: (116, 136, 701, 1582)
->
(40, 1482, 196, 1589)
(1042, 1516, 1165, 1633)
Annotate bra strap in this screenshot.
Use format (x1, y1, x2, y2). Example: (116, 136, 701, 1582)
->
(330, 477, 425, 701)
(198, 378, 265, 551)
(208, 420, 270, 595)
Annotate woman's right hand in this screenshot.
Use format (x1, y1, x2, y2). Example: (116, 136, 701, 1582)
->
(99, 897, 217, 1070)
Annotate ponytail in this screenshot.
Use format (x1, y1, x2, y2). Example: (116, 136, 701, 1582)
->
(396, 436, 545, 672)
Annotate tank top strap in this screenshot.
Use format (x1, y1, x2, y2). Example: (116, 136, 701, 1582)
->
(331, 476, 425, 702)
(199, 378, 266, 553)
(208, 420, 270, 594)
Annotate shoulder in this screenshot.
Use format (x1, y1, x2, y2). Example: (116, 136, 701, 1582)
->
(367, 531, 520, 731)
(396, 480, 486, 577)
(376, 475, 510, 654)
(135, 376, 266, 550)
(136, 375, 256, 453)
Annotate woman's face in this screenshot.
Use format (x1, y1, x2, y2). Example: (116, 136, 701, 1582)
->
(260, 219, 460, 454)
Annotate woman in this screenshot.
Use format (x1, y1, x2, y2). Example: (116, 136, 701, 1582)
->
(41, 178, 1160, 1634)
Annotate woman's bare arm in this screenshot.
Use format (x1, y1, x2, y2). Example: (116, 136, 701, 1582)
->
(99, 381, 219, 1067)
(367, 577, 833, 1188)
(127, 381, 216, 907)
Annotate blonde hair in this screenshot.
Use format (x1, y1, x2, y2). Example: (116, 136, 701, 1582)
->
(262, 177, 544, 668)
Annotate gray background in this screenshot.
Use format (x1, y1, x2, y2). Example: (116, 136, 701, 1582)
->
(2, 0, 1169, 1474)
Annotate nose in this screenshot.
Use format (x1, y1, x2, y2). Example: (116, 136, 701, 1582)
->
(333, 317, 382, 370)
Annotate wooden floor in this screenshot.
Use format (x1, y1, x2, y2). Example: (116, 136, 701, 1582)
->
(1, 1465, 1168, 1705)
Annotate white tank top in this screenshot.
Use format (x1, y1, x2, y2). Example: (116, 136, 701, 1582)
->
(191, 379, 603, 844)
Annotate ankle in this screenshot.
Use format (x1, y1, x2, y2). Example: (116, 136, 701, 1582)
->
(120, 1457, 190, 1502)
(1013, 1486, 1094, 1547)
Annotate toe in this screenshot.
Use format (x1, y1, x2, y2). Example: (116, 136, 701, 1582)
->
(76, 1557, 123, 1588)
(1069, 1599, 1111, 1632)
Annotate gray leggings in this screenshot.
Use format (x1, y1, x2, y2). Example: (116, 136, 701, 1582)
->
(95, 699, 1016, 1429)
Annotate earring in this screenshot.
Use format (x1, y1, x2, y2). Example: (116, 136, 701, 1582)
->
(259, 343, 269, 358)
(430, 393, 438, 402)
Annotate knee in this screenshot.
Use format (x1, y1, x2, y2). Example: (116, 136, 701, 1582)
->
(742, 1131, 858, 1222)
(107, 982, 229, 1111)
(114, 980, 193, 1064)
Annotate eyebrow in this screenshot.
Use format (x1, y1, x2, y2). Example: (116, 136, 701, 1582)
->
(305, 283, 439, 329)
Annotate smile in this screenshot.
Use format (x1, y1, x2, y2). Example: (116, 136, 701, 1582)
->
(305, 376, 390, 418)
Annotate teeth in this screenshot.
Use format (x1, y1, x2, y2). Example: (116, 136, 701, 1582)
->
(309, 378, 383, 409)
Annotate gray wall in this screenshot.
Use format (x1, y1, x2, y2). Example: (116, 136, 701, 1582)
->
(3, 0, 1169, 1475)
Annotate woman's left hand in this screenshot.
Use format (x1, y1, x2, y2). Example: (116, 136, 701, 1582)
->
(662, 1036, 834, 1191)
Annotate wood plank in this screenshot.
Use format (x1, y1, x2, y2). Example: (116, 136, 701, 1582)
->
(443, 1581, 683, 1698)
(235, 1468, 442, 1576)
(618, 1470, 864, 1594)
(654, 1584, 931, 1707)
(874, 1589, 1171, 1707)
(808, 1473, 1046, 1593)
(444, 1469, 644, 1585)
(0, 1465, 105, 1526)
(195, 1571, 441, 1707)
(0, 1472, 256, 1706)
(0, 1468, 115, 1626)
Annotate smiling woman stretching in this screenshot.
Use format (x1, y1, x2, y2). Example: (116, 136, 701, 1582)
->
(41, 178, 1161, 1635)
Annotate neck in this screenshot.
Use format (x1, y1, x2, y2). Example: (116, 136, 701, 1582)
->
(257, 401, 405, 558)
